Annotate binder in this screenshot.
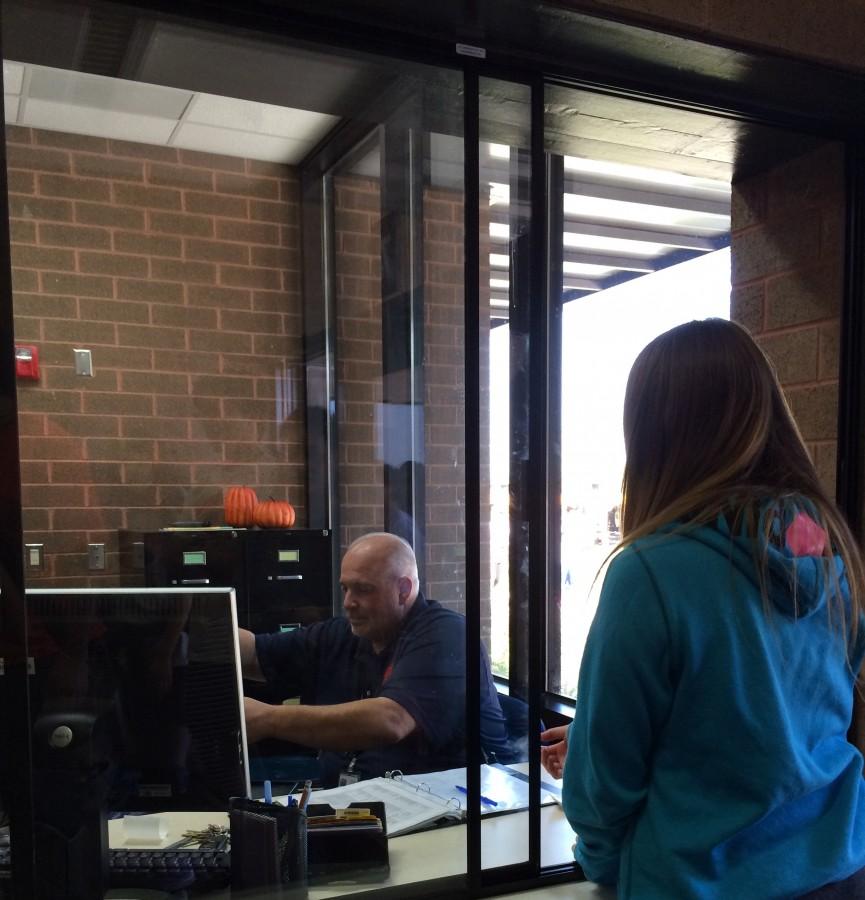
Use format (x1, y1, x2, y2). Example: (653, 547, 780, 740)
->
(287, 774, 463, 837)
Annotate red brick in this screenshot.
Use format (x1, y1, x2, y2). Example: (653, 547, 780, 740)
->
(11, 196, 73, 222)
(73, 155, 144, 182)
(40, 174, 111, 202)
(7, 145, 70, 174)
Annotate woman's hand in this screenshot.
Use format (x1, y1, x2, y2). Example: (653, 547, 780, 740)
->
(540, 724, 569, 779)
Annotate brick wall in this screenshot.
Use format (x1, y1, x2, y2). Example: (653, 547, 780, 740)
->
(331, 175, 485, 616)
(9, 127, 306, 585)
(333, 174, 385, 551)
(425, 187, 469, 616)
(729, 141, 844, 496)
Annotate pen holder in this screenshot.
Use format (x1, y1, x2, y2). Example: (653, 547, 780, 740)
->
(229, 797, 308, 898)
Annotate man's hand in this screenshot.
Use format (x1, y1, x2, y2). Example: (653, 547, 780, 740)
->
(243, 696, 274, 744)
(540, 724, 569, 779)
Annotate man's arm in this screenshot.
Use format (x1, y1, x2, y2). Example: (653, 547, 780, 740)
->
(244, 695, 416, 750)
(237, 628, 264, 681)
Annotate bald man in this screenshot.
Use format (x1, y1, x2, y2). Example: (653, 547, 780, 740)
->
(239, 532, 508, 786)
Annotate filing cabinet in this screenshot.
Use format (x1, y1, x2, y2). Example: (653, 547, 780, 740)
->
(143, 528, 333, 633)
(244, 528, 333, 633)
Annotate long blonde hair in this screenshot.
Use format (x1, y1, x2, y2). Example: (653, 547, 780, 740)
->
(619, 319, 864, 636)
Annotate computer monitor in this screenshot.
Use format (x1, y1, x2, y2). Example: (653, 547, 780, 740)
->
(26, 587, 251, 814)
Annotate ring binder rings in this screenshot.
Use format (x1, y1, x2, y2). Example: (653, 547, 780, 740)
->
(284, 775, 464, 837)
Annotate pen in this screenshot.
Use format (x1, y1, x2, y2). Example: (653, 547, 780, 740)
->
(263, 779, 272, 804)
(454, 784, 498, 807)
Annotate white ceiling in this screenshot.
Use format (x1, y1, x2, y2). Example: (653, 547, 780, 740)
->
(3, 60, 340, 164)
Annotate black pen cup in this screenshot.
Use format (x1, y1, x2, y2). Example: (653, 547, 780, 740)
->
(229, 797, 308, 898)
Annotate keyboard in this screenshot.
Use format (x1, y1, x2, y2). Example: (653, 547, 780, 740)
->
(0, 845, 231, 893)
(110, 847, 231, 892)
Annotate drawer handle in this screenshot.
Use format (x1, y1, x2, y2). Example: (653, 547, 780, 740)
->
(268, 574, 303, 581)
(181, 578, 210, 585)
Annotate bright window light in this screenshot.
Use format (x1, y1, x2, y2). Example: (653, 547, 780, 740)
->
(490, 278, 510, 290)
(489, 222, 510, 240)
(490, 253, 509, 269)
(489, 182, 510, 206)
(488, 143, 510, 159)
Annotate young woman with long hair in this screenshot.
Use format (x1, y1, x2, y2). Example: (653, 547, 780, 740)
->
(542, 318, 865, 898)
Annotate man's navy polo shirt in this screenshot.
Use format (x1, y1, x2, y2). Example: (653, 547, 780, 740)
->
(254, 593, 508, 785)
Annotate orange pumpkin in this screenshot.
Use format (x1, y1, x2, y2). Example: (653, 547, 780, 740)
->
(253, 498, 296, 528)
(224, 486, 258, 526)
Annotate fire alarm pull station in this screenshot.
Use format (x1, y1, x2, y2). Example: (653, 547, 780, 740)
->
(15, 345, 39, 380)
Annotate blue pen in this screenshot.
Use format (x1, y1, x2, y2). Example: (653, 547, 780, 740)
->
(454, 784, 498, 807)
(263, 779, 272, 804)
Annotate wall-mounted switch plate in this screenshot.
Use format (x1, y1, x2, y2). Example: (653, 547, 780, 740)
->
(73, 348, 93, 376)
(25, 543, 44, 571)
(88, 543, 106, 570)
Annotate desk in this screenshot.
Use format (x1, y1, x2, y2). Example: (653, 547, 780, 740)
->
(108, 803, 580, 898)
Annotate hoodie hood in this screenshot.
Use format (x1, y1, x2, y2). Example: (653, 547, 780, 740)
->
(683, 507, 845, 619)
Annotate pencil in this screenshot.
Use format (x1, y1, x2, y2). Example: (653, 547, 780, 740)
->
(299, 779, 312, 811)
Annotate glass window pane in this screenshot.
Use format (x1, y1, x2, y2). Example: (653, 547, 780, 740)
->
(5, 1, 468, 894)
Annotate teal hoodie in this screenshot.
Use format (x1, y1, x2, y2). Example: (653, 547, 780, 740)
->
(563, 514, 865, 899)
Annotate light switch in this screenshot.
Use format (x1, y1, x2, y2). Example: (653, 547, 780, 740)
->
(73, 348, 93, 377)
(25, 543, 44, 570)
(88, 543, 105, 570)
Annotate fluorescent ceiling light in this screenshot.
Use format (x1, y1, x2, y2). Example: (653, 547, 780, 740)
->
(563, 193, 729, 231)
(563, 231, 671, 257)
(562, 261, 615, 277)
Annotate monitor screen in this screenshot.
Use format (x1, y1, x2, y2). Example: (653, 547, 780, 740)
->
(26, 587, 251, 813)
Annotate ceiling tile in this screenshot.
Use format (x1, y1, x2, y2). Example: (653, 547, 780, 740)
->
(22, 98, 177, 144)
(172, 122, 312, 163)
(3, 61, 24, 95)
(4, 95, 20, 123)
(187, 93, 338, 142)
(28, 65, 192, 119)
